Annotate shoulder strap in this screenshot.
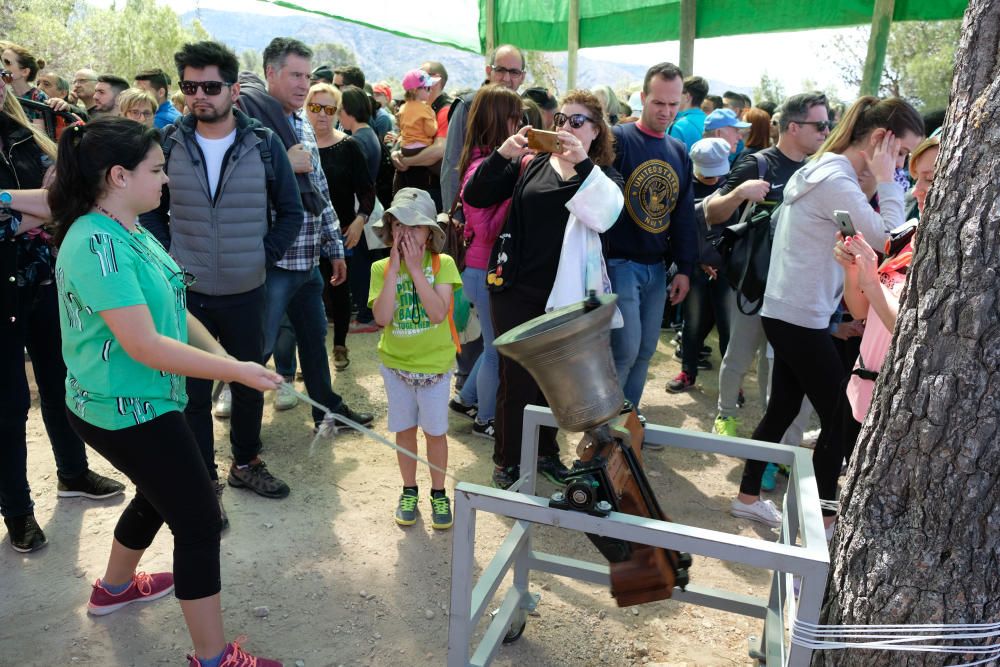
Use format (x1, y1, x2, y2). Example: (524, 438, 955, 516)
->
(253, 127, 276, 184)
(753, 151, 769, 181)
(160, 124, 180, 171)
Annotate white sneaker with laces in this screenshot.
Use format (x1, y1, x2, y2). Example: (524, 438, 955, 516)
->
(273, 386, 298, 411)
(730, 497, 782, 528)
(213, 385, 232, 418)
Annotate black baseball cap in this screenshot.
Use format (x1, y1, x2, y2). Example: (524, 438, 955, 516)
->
(310, 65, 334, 83)
(522, 87, 557, 111)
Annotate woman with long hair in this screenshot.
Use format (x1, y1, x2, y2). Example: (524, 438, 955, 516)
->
(1, 76, 126, 554)
(51, 117, 283, 666)
(463, 89, 624, 489)
(448, 84, 524, 438)
(730, 96, 925, 531)
(0, 41, 47, 130)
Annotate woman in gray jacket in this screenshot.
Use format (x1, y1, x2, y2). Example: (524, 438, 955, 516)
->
(730, 96, 924, 530)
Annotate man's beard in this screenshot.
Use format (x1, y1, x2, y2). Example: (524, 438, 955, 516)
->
(192, 102, 232, 123)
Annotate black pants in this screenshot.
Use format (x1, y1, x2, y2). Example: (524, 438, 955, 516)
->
(490, 286, 559, 468)
(812, 376, 864, 513)
(185, 286, 266, 473)
(1, 281, 90, 518)
(740, 317, 848, 496)
(67, 410, 221, 600)
(319, 258, 351, 347)
(680, 271, 732, 378)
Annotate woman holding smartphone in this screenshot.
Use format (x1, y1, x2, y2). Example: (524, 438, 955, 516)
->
(730, 96, 924, 531)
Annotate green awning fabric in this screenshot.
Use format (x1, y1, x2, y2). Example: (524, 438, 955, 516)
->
(261, 0, 968, 54)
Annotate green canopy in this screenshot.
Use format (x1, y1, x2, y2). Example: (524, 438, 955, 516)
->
(262, 0, 966, 54)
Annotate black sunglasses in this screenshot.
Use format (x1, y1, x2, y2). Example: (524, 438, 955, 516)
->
(0, 69, 12, 85)
(553, 112, 596, 129)
(307, 102, 337, 116)
(794, 120, 834, 132)
(179, 80, 232, 96)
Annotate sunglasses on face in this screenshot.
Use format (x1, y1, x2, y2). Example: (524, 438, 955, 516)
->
(794, 120, 834, 132)
(553, 112, 595, 129)
(307, 102, 337, 116)
(179, 80, 231, 96)
(0, 70, 12, 85)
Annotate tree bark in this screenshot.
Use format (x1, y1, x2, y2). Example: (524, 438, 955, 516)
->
(814, 1, 1000, 665)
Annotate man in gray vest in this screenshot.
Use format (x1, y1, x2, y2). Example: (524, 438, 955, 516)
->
(141, 40, 304, 524)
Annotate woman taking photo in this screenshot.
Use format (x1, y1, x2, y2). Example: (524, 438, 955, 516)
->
(307, 81, 376, 369)
(51, 117, 283, 666)
(449, 84, 524, 439)
(463, 90, 624, 490)
(730, 96, 924, 531)
(1, 76, 125, 554)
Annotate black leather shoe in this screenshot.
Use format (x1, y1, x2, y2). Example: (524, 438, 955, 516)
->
(4, 514, 48, 553)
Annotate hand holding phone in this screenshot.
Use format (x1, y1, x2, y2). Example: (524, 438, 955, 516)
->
(526, 129, 563, 154)
(833, 210, 857, 238)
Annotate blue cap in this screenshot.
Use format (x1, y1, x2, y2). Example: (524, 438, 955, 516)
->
(704, 108, 751, 131)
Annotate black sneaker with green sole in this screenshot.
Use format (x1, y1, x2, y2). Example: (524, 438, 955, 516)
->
(429, 494, 453, 530)
(395, 490, 419, 526)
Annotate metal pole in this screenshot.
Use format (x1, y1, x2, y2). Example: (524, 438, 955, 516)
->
(679, 0, 696, 75)
(860, 0, 895, 96)
(485, 0, 497, 55)
(567, 0, 580, 91)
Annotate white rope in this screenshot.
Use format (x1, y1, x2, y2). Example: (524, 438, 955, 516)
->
(791, 618, 1000, 666)
(279, 381, 462, 483)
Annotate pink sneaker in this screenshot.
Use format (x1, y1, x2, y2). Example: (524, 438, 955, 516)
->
(87, 571, 174, 616)
(188, 636, 283, 666)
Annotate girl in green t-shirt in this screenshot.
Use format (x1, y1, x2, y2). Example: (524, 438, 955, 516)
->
(50, 117, 284, 667)
(369, 188, 462, 531)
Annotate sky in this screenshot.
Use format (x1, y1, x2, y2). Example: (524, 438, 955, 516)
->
(145, 0, 862, 98)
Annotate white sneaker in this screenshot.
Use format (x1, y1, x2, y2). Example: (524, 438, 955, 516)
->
(730, 497, 782, 528)
(274, 386, 298, 411)
(213, 385, 232, 418)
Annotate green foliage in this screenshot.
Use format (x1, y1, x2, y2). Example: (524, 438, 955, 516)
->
(753, 72, 786, 107)
(311, 42, 357, 70)
(825, 20, 960, 111)
(7, 0, 210, 82)
(240, 49, 263, 77)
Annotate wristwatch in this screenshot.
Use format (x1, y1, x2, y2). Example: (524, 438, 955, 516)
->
(0, 191, 12, 209)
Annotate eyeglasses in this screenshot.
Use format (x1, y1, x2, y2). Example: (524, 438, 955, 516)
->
(793, 120, 834, 132)
(179, 80, 232, 96)
(125, 109, 154, 120)
(553, 112, 596, 129)
(307, 102, 337, 116)
(0, 69, 12, 85)
(490, 66, 525, 79)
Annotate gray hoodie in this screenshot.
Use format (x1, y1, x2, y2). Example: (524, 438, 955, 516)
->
(762, 152, 904, 329)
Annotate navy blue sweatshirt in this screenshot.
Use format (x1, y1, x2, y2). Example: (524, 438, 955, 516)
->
(608, 121, 698, 276)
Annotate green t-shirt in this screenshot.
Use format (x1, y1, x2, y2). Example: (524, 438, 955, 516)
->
(368, 252, 462, 374)
(56, 213, 189, 430)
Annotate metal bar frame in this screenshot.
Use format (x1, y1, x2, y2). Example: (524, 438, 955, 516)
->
(447, 406, 829, 667)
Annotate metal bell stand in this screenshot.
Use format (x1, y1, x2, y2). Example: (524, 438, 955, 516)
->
(447, 406, 830, 667)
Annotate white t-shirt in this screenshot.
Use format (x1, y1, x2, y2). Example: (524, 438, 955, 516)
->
(194, 129, 237, 199)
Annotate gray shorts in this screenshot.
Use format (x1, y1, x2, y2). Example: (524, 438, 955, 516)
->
(379, 365, 452, 436)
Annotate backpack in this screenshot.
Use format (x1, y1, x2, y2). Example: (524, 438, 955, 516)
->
(161, 123, 276, 224)
(712, 153, 781, 315)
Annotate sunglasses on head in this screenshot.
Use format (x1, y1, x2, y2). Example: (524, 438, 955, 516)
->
(179, 80, 231, 96)
(307, 102, 337, 116)
(553, 112, 595, 129)
(0, 70, 12, 85)
(794, 120, 834, 131)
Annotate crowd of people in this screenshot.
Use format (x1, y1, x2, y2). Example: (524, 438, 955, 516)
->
(1, 33, 942, 666)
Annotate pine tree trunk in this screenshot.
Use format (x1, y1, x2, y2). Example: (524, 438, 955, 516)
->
(813, 1, 1000, 665)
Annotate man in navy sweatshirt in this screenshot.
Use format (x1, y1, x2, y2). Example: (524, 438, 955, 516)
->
(608, 62, 698, 416)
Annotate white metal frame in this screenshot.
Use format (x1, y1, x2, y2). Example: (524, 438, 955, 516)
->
(447, 406, 830, 667)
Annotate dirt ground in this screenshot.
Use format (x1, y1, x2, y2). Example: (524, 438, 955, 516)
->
(2, 327, 801, 666)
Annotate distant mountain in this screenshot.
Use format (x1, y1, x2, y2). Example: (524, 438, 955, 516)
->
(182, 9, 748, 99)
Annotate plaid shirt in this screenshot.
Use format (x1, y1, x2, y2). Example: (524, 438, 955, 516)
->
(276, 111, 344, 270)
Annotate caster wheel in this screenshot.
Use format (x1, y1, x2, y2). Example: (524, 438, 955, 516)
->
(503, 609, 528, 644)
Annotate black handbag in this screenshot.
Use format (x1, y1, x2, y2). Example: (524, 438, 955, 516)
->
(712, 201, 780, 315)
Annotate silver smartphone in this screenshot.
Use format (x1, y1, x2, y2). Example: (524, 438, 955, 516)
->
(833, 210, 857, 237)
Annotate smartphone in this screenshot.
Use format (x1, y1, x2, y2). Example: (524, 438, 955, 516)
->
(833, 210, 857, 237)
(526, 128, 563, 154)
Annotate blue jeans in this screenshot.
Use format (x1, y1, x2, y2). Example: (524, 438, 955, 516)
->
(273, 316, 297, 379)
(458, 268, 498, 422)
(263, 266, 344, 424)
(608, 259, 668, 408)
(1, 282, 90, 517)
(680, 270, 732, 378)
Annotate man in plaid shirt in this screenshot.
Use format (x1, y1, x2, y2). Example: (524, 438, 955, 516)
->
(259, 38, 375, 445)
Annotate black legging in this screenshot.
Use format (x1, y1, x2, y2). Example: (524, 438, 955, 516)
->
(740, 317, 848, 502)
(67, 410, 222, 600)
